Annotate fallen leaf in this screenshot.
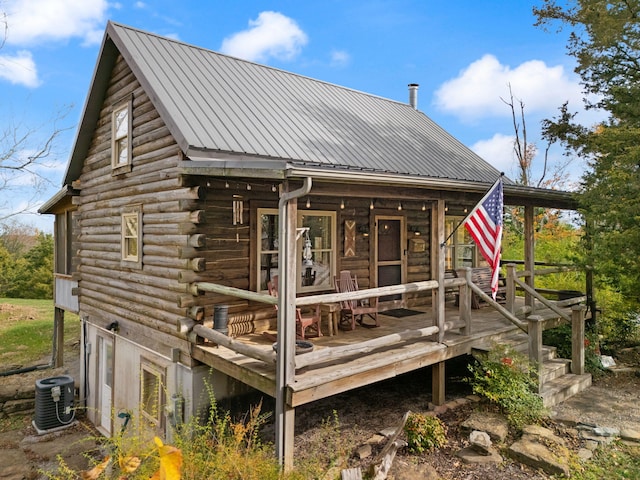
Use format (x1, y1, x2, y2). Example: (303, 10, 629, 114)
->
(81, 456, 111, 480)
(153, 436, 183, 480)
(119, 455, 142, 473)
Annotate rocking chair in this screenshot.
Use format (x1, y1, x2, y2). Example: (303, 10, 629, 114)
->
(267, 276, 322, 339)
(334, 270, 379, 330)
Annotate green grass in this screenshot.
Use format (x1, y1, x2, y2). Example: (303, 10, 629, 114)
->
(0, 298, 79, 369)
(570, 442, 640, 479)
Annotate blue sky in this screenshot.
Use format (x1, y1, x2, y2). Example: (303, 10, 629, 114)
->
(0, 0, 601, 232)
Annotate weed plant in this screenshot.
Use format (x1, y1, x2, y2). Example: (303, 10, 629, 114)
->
(467, 344, 546, 429)
(404, 412, 447, 454)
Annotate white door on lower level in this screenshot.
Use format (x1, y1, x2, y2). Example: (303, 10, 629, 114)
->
(98, 336, 113, 434)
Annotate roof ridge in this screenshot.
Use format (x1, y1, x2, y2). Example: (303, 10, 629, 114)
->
(107, 21, 415, 110)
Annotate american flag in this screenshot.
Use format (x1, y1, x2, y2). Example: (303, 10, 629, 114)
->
(464, 177, 504, 299)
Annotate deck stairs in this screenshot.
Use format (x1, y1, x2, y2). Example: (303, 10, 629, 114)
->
(471, 331, 592, 408)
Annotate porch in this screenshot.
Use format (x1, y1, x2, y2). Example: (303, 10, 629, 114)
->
(189, 262, 591, 414)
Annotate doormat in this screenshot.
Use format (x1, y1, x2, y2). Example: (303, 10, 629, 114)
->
(381, 308, 424, 318)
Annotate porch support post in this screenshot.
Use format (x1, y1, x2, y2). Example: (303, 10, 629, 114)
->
(524, 205, 535, 310)
(527, 315, 543, 391)
(505, 263, 516, 314)
(432, 361, 445, 406)
(53, 307, 65, 368)
(275, 178, 311, 470)
(571, 305, 586, 375)
(432, 199, 446, 343)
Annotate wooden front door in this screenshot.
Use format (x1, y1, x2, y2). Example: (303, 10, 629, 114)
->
(375, 216, 406, 304)
(98, 335, 113, 435)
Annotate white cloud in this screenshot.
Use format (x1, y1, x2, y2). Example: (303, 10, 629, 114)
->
(0, 50, 40, 87)
(434, 54, 582, 121)
(471, 133, 516, 176)
(220, 11, 308, 63)
(330, 49, 350, 67)
(4, 0, 108, 47)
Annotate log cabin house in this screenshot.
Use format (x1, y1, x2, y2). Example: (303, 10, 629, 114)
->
(40, 21, 591, 467)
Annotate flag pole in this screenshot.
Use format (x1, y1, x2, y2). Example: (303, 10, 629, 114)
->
(439, 172, 504, 248)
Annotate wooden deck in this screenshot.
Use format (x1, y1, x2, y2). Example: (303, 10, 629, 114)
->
(192, 304, 526, 407)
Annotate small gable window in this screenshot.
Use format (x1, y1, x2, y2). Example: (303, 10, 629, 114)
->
(121, 206, 142, 268)
(111, 98, 132, 174)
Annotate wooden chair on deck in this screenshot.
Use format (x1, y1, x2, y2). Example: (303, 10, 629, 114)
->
(334, 270, 379, 330)
(267, 276, 322, 339)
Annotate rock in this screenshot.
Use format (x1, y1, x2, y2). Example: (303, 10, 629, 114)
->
(460, 412, 508, 442)
(469, 430, 492, 455)
(428, 403, 448, 415)
(584, 439, 599, 451)
(508, 438, 570, 477)
(355, 443, 372, 460)
(550, 410, 579, 426)
(466, 394, 481, 402)
(594, 426, 620, 437)
(457, 446, 503, 465)
(620, 429, 640, 442)
(366, 434, 386, 445)
(522, 424, 566, 447)
(388, 458, 441, 480)
(578, 448, 593, 461)
(379, 427, 397, 438)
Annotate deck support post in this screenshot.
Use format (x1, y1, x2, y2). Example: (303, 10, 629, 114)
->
(432, 361, 445, 406)
(275, 178, 311, 470)
(527, 315, 543, 391)
(524, 205, 535, 311)
(571, 305, 586, 375)
(53, 307, 65, 368)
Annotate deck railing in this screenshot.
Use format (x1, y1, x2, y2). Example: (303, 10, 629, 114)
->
(191, 278, 470, 371)
(502, 263, 587, 381)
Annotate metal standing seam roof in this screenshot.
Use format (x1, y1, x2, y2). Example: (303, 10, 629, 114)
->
(90, 21, 503, 185)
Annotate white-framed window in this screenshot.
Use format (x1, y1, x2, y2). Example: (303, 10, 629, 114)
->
(257, 208, 336, 293)
(140, 360, 164, 426)
(111, 98, 132, 173)
(445, 216, 478, 270)
(121, 206, 142, 268)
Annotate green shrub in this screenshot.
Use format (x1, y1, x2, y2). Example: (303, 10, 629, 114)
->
(404, 412, 447, 454)
(467, 344, 546, 429)
(543, 324, 605, 376)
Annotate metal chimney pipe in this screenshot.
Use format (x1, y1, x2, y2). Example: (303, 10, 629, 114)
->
(408, 83, 419, 109)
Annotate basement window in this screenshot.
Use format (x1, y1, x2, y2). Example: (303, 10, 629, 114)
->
(140, 360, 165, 427)
(111, 98, 132, 174)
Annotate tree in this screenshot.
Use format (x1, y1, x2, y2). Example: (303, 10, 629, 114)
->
(534, 0, 640, 309)
(3, 231, 53, 298)
(0, 10, 72, 221)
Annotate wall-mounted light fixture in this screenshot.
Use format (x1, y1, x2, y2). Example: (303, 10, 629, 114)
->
(408, 226, 421, 236)
(397, 202, 402, 211)
(421, 203, 426, 211)
(306, 197, 311, 209)
(340, 199, 345, 209)
(370, 199, 375, 210)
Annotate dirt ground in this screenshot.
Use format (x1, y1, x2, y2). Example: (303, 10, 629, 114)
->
(289, 354, 640, 479)
(2, 348, 640, 479)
